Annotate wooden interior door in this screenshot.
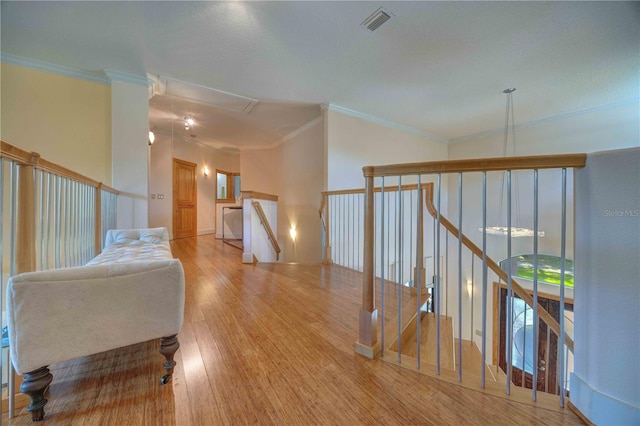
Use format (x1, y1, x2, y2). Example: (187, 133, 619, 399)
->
(497, 287, 573, 394)
(173, 158, 197, 239)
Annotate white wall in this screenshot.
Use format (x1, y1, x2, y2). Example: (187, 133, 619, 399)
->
(110, 79, 149, 229)
(449, 102, 639, 158)
(277, 119, 324, 264)
(148, 134, 173, 232)
(572, 147, 639, 425)
(324, 108, 450, 277)
(240, 147, 281, 195)
(148, 134, 240, 238)
(240, 117, 325, 264)
(326, 109, 449, 191)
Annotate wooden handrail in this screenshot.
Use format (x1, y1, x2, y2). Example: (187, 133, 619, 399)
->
(320, 184, 424, 264)
(322, 183, 422, 197)
(252, 201, 281, 261)
(1, 140, 119, 194)
(363, 153, 587, 177)
(424, 183, 574, 352)
(241, 191, 278, 202)
(101, 184, 119, 195)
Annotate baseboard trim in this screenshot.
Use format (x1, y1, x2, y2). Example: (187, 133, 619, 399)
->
(354, 341, 381, 359)
(568, 400, 594, 426)
(570, 372, 640, 425)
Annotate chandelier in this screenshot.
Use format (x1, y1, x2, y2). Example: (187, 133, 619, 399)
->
(481, 88, 544, 238)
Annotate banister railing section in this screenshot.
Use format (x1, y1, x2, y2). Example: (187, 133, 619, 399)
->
(252, 201, 281, 261)
(1, 140, 120, 417)
(326, 153, 587, 412)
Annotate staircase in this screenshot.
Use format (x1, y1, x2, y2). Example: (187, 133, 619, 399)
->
(388, 306, 505, 382)
(381, 304, 566, 410)
(327, 154, 586, 412)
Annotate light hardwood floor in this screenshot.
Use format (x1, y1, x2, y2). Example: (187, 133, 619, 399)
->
(5, 235, 583, 425)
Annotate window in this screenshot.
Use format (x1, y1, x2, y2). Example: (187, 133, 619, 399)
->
(216, 170, 240, 203)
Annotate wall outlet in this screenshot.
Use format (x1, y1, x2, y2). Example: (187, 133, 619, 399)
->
(475, 329, 483, 337)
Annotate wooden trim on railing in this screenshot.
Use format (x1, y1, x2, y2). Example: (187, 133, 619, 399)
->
(16, 163, 36, 274)
(363, 154, 587, 177)
(319, 193, 332, 264)
(356, 174, 380, 358)
(424, 183, 574, 352)
(241, 190, 278, 202)
(36, 157, 101, 188)
(95, 184, 103, 255)
(1, 140, 120, 194)
(251, 201, 281, 260)
(1, 140, 33, 164)
(321, 184, 423, 266)
(101, 184, 119, 195)
(322, 183, 421, 197)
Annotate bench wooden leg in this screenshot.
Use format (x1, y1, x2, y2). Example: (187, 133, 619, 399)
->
(20, 366, 53, 422)
(159, 335, 179, 384)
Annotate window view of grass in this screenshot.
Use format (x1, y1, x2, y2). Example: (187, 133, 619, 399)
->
(502, 254, 574, 288)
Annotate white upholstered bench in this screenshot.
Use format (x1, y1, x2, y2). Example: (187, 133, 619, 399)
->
(6, 227, 185, 421)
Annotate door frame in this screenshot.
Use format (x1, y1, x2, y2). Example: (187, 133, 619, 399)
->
(172, 158, 197, 239)
(492, 282, 573, 394)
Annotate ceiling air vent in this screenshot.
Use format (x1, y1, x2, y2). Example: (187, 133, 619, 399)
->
(361, 7, 393, 32)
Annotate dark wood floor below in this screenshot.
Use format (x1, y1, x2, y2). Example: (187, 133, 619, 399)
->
(5, 235, 582, 425)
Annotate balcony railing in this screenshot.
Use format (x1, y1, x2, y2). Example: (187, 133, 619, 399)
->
(323, 153, 586, 410)
(1, 140, 121, 417)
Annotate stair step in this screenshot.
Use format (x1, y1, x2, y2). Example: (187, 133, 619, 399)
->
(454, 339, 506, 383)
(390, 312, 509, 384)
(396, 313, 455, 370)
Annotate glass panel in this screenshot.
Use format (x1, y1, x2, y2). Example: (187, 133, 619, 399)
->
(217, 172, 227, 199)
(511, 298, 534, 375)
(500, 254, 574, 287)
(233, 175, 241, 200)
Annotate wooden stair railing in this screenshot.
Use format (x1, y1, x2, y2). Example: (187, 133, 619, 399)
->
(423, 183, 574, 352)
(252, 201, 281, 261)
(358, 154, 585, 359)
(320, 184, 425, 267)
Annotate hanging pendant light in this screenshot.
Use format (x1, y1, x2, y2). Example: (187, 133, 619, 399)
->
(481, 88, 544, 238)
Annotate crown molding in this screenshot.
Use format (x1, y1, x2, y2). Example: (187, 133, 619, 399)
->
(1, 52, 110, 85)
(0, 53, 150, 87)
(450, 98, 640, 144)
(279, 115, 324, 144)
(104, 69, 153, 87)
(240, 115, 324, 151)
(327, 103, 449, 144)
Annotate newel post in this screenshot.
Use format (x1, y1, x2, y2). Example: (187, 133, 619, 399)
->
(94, 183, 103, 256)
(321, 192, 332, 264)
(16, 153, 38, 274)
(355, 172, 380, 358)
(14, 155, 37, 406)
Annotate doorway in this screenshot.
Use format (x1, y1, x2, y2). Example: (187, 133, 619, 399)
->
(495, 284, 573, 395)
(173, 158, 197, 239)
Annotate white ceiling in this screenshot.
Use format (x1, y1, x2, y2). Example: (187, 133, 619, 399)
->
(2, 1, 638, 149)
